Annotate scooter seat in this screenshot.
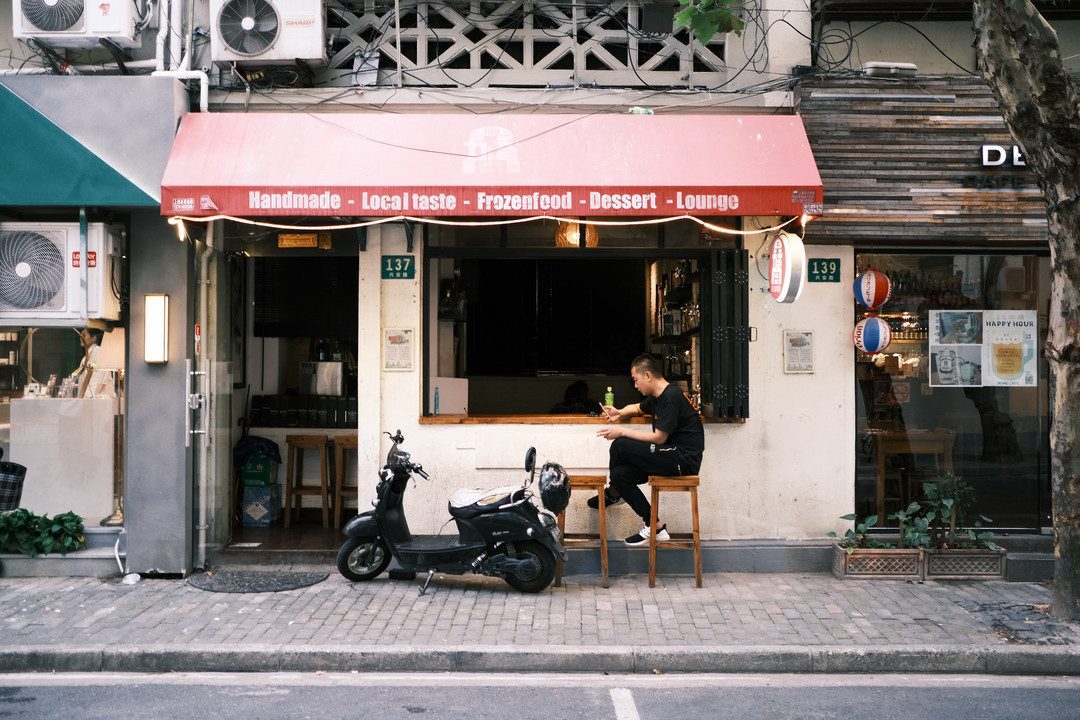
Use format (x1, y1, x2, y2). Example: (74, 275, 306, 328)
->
(448, 485, 525, 519)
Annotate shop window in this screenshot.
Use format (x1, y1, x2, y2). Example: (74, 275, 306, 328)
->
(253, 257, 358, 337)
(854, 253, 1050, 531)
(424, 224, 749, 419)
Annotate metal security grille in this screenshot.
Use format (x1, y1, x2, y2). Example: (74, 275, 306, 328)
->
(325, 0, 728, 89)
(708, 248, 748, 419)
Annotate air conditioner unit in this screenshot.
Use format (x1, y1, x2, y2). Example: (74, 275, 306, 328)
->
(0, 223, 122, 326)
(211, 0, 326, 66)
(13, 0, 139, 49)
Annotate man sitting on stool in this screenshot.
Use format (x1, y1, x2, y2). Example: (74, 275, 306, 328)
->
(590, 353, 704, 546)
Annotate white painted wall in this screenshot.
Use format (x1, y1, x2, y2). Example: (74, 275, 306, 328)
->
(354, 224, 855, 544)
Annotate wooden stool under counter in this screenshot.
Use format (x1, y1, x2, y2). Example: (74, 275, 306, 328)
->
(647, 475, 702, 588)
(554, 474, 610, 588)
(283, 434, 331, 528)
(333, 434, 360, 529)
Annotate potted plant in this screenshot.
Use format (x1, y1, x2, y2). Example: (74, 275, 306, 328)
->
(828, 513, 922, 580)
(916, 473, 1005, 580)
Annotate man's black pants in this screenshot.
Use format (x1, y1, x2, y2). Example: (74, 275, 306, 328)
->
(608, 437, 697, 525)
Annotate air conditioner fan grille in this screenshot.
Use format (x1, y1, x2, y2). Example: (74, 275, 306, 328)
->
(0, 231, 66, 311)
(219, 0, 280, 56)
(21, 0, 85, 32)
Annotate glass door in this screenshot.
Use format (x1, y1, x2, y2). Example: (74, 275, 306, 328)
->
(190, 233, 234, 569)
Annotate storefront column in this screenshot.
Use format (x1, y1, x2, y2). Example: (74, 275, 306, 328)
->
(125, 213, 196, 575)
(356, 225, 384, 475)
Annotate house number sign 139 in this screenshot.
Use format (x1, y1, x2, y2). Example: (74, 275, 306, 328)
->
(382, 255, 415, 279)
(807, 258, 841, 283)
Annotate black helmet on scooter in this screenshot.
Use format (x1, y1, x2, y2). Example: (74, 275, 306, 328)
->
(538, 462, 571, 515)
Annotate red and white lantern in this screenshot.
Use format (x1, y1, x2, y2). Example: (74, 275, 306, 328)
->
(853, 316, 892, 353)
(853, 269, 892, 309)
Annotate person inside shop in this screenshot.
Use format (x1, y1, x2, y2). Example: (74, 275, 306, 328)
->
(550, 380, 600, 415)
(589, 353, 704, 546)
(72, 327, 104, 398)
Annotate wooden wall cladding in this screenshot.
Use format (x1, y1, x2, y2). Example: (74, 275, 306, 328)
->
(794, 76, 1048, 248)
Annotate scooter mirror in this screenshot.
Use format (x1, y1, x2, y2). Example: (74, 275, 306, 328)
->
(524, 447, 536, 475)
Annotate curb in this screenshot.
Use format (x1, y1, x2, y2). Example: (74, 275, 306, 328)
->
(2, 645, 1078, 675)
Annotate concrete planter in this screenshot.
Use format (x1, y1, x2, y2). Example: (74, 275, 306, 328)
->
(831, 544, 922, 580)
(922, 548, 1007, 580)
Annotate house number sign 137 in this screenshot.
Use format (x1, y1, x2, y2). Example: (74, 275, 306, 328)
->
(382, 255, 415, 279)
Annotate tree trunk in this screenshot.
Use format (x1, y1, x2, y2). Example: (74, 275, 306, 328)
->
(973, 0, 1080, 621)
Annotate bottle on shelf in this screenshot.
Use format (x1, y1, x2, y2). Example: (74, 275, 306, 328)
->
(604, 386, 614, 407)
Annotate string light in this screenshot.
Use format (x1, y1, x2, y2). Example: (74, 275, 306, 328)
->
(167, 213, 808, 236)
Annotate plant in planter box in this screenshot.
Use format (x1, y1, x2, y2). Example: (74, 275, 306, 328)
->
(0, 509, 86, 558)
(919, 473, 999, 550)
(889, 502, 933, 549)
(827, 514, 894, 553)
(915, 473, 1005, 579)
(828, 514, 922, 580)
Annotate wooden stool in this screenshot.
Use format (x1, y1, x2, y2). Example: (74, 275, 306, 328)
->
(554, 474, 610, 588)
(333, 435, 359, 529)
(647, 475, 702, 588)
(284, 434, 330, 528)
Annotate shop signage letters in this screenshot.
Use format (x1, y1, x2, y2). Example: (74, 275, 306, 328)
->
(963, 144, 1028, 189)
(981, 144, 1025, 166)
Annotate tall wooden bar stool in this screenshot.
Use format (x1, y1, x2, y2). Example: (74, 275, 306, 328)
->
(554, 474, 610, 588)
(284, 434, 330, 528)
(647, 475, 702, 588)
(333, 434, 360, 529)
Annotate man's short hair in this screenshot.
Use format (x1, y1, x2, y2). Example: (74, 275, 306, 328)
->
(631, 353, 664, 378)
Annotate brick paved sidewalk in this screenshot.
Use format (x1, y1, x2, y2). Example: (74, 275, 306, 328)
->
(1, 571, 1078, 674)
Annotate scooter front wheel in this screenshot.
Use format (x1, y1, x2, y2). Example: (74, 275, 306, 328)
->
(503, 540, 557, 593)
(337, 536, 391, 582)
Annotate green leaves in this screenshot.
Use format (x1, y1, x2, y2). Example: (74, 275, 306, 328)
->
(0, 509, 86, 557)
(674, 0, 745, 45)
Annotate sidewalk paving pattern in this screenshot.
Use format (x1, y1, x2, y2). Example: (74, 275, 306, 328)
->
(1, 571, 1079, 675)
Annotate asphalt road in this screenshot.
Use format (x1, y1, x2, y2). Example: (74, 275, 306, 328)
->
(1, 672, 1079, 719)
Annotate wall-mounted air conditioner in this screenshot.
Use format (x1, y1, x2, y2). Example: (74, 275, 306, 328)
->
(0, 223, 122, 326)
(211, 0, 326, 65)
(13, 0, 140, 49)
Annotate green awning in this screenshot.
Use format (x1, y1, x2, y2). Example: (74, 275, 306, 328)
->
(0, 83, 157, 207)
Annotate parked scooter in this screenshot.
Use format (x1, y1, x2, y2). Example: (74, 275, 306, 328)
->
(337, 430, 568, 594)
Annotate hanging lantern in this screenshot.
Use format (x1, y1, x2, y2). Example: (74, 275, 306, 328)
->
(853, 268, 892, 309)
(853, 316, 892, 353)
(555, 221, 599, 248)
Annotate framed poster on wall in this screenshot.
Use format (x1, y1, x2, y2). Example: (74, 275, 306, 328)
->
(783, 330, 814, 373)
(383, 328, 414, 371)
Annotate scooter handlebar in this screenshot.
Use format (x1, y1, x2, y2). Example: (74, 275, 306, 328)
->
(412, 463, 429, 480)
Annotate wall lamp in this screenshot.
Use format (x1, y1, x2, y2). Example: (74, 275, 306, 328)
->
(144, 294, 169, 363)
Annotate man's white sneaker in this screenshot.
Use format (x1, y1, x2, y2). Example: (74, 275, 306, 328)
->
(624, 523, 669, 546)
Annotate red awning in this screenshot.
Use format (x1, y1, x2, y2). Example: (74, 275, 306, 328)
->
(161, 113, 822, 218)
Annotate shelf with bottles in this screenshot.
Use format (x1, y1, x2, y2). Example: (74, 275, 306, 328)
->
(652, 259, 701, 339)
(0, 330, 23, 393)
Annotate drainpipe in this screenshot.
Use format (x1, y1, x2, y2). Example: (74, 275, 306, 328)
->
(155, 0, 168, 71)
(152, 0, 208, 111)
(153, 69, 209, 112)
(79, 208, 88, 327)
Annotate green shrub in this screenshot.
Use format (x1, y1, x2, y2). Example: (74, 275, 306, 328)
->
(0, 509, 86, 557)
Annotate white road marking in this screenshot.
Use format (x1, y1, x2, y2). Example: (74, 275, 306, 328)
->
(611, 687, 641, 720)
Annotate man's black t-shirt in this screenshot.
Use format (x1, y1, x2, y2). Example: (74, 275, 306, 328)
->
(639, 384, 704, 469)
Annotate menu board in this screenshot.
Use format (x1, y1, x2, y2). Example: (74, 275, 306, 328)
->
(928, 310, 1037, 387)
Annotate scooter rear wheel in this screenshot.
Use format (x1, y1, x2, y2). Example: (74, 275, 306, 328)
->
(503, 540, 557, 593)
(337, 537, 391, 581)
